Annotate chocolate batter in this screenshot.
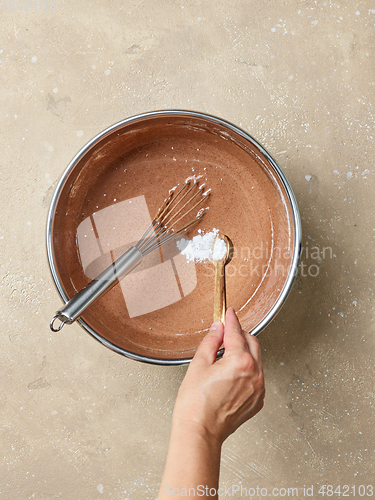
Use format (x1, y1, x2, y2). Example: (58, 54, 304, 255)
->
(51, 115, 295, 360)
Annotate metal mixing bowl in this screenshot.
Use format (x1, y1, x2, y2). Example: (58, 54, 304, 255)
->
(46, 110, 301, 364)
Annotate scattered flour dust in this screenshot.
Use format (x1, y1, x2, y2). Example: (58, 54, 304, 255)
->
(177, 228, 225, 262)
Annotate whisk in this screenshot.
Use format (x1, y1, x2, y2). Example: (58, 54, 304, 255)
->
(50, 181, 210, 331)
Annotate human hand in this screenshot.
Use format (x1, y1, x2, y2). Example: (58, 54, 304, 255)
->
(173, 308, 265, 445)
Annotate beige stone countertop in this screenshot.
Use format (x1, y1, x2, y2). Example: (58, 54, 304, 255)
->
(1, 1, 374, 498)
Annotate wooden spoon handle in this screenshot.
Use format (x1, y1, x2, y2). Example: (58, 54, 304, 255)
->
(213, 261, 226, 324)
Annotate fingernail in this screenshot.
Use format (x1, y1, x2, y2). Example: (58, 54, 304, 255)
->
(210, 320, 222, 331)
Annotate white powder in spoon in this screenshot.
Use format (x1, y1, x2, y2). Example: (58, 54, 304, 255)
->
(212, 237, 227, 261)
(177, 229, 220, 262)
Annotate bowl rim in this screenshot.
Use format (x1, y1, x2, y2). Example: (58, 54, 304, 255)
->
(46, 109, 302, 365)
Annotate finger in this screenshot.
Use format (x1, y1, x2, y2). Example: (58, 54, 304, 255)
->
(192, 321, 224, 366)
(244, 332, 263, 366)
(223, 308, 249, 356)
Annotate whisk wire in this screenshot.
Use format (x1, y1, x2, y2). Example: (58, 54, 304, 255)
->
(166, 192, 209, 231)
(162, 184, 203, 226)
(135, 181, 209, 256)
(140, 212, 206, 256)
(155, 183, 189, 220)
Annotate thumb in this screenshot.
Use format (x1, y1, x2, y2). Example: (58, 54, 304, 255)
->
(223, 307, 248, 356)
(192, 321, 224, 366)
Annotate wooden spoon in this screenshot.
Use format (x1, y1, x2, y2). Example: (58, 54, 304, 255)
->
(212, 235, 233, 324)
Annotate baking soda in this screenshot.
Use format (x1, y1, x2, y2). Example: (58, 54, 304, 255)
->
(212, 237, 227, 261)
(177, 229, 223, 262)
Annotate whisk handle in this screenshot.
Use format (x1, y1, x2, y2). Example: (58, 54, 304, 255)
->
(50, 246, 143, 331)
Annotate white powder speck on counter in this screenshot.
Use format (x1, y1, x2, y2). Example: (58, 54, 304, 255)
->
(212, 237, 227, 261)
(177, 229, 220, 262)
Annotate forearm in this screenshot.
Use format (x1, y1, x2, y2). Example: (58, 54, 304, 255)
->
(158, 418, 222, 499)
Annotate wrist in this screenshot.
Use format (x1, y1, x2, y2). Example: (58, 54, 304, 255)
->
(171, 411, 224, 452)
